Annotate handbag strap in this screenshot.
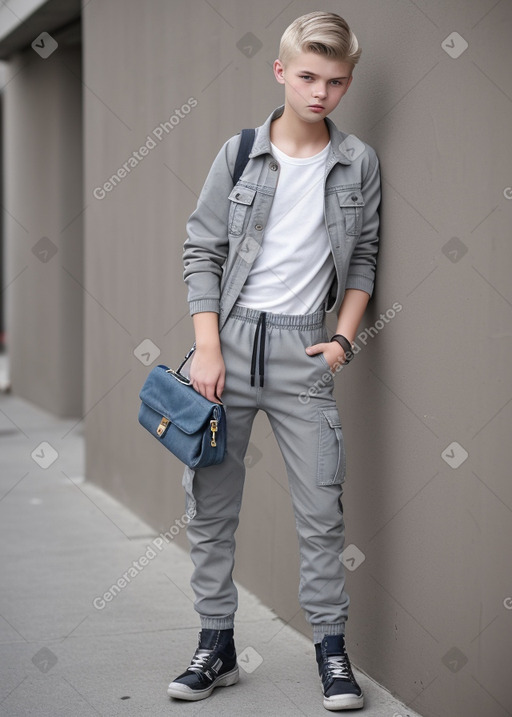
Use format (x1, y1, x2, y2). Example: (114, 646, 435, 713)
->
(176, 343, 196, 376)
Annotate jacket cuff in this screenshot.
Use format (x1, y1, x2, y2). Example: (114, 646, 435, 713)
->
(189, 299, 220, 315)
(346, 274, 374, 297)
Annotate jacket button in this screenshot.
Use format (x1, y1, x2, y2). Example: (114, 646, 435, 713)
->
(254, 224, 263, 231)
(351, 195, 358, 202)
(269, 163, 278, 171)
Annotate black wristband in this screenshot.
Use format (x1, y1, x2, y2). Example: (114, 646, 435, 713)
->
(330, 334, 354, 364)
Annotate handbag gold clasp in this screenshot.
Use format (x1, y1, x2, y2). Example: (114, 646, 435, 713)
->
(210, 419, 218, 447)
(156, 417, 170, 437)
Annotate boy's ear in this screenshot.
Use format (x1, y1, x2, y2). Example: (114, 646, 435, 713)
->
(273, 59, 286, 85)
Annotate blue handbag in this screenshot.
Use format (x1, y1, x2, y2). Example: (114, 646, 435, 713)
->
(138, 346, 227, 469)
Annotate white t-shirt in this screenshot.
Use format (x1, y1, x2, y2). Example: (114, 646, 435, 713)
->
(236, 140, 335, 314)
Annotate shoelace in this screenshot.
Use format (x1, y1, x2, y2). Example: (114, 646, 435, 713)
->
(325, 654, 353, 681)
(188, 648, 213, 674)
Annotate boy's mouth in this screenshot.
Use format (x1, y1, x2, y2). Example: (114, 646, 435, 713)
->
(308, 104, 325, 112)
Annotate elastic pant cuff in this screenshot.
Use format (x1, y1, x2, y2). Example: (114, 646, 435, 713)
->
(313, 622, 345, 645)
(200, 614, 235, 630)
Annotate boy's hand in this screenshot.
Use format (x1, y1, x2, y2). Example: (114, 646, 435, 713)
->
(305, 342, 345, 372)
(189, 346, 225, 403)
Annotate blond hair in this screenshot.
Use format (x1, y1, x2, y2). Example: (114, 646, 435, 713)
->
(279, 11, 361, 68)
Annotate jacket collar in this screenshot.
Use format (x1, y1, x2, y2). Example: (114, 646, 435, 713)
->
(250, 104, 353, 165)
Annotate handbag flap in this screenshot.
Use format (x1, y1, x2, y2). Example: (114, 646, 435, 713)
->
(139, 365, 222, 435)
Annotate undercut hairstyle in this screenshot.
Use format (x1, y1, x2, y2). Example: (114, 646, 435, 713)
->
(279, 11, 362, 68)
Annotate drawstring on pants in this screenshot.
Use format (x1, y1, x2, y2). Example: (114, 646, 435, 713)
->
(250, 312, 266, 387)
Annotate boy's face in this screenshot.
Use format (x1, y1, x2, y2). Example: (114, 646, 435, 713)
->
(274, 51, 353, 123)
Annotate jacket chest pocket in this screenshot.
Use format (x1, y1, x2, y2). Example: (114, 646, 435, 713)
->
(336, 189, 365, 236)
(228, 186, 257, 236)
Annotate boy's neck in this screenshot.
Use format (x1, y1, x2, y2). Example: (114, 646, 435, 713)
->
(270, 105, 330, 158)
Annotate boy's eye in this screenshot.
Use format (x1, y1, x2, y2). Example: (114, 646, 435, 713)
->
(298, 75, 344, 86)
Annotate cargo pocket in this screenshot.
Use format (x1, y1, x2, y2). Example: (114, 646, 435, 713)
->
(227, 186, 256, 236)
(336, 188, 365, 236)
(316, 407, 346, 485)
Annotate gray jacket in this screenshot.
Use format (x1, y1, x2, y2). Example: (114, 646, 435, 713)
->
(183, 105, 381, 331)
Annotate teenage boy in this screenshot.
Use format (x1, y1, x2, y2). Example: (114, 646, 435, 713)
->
(167, 11, 380, 712)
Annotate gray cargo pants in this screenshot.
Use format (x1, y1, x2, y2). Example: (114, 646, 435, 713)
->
(182, 305, 350, 644)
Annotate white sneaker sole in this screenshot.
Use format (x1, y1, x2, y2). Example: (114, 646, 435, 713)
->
(167, 666, 239, 701)
(323, 691, 364, 711)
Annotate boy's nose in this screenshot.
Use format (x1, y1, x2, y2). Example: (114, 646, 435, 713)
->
(313, 85, 327, 99)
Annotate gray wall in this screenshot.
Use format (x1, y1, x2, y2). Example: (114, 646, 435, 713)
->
(3, 1, 508, 716)
(3, 41, 83, 415)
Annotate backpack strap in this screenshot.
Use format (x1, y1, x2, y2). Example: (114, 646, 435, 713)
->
(232, 128, 255, 186)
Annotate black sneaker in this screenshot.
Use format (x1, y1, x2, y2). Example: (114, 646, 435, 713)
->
(315, 634, 364, 711)
(167, 628, 239, 701)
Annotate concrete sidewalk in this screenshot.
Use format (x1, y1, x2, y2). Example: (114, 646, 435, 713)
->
(0, 389, 422, 717)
